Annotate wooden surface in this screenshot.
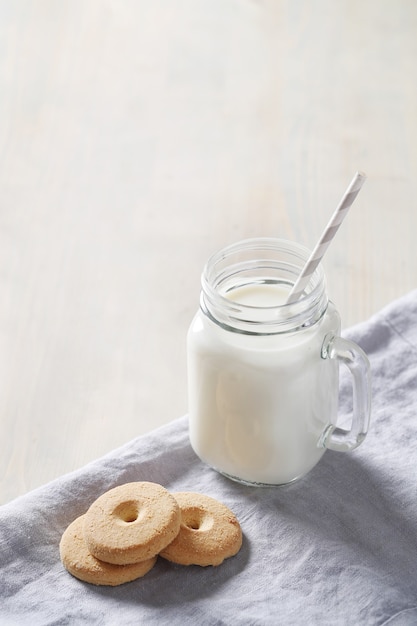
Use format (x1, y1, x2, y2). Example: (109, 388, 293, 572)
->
(1, 0, 416, 504)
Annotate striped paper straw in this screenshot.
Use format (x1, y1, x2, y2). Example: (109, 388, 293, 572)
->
(286, 171, 367, 304)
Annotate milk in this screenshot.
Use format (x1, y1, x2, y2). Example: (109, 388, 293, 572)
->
(225, 282, 291, 307)
(187, 282, 340, 485)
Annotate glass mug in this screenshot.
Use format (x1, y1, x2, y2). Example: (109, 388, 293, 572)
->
(187, 238, 371, 486)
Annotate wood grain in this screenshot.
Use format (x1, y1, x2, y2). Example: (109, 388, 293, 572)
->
(1, 0, 416, 503)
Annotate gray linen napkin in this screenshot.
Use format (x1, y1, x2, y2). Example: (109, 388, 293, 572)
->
(1, 291, 417, 626)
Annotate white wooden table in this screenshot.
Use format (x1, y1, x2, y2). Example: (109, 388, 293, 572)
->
(1, 0, 416, 504)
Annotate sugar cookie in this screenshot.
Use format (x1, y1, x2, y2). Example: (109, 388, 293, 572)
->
(83, 481, 181, 565)
(159, 492, 242, 566)
(59, 514, 157, 586)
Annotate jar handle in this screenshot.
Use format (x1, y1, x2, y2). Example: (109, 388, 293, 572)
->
(319, 333, 371, 451)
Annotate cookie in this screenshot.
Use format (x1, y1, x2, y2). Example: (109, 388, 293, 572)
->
(59, 514, 157, 586)
(159, 492, 242, 566)
(83, 482, 181, 565)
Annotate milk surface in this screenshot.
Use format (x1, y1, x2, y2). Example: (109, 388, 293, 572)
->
(225, 282, 290, 307)
(188, 283, 340, 485)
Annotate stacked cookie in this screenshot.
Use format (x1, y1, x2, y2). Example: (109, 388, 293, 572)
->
(59, 481, 242, 586)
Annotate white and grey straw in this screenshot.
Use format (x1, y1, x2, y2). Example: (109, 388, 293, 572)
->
(286, 171, 367, 304)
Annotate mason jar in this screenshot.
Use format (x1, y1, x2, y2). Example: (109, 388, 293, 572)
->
(187, 238, 371, 486)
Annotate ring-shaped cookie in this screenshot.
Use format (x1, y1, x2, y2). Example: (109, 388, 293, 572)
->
(83, 482, 181, 565)
(60, 515, 157, 586)
(159, 492, 242, 566)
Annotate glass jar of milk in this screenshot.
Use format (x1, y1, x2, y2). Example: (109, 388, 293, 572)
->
(187, 238, 371, 486)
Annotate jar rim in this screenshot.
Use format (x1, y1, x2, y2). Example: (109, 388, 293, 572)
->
(201, 237, 328, 334)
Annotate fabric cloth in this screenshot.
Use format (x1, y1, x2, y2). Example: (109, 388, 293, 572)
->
(1, 291, 417, 626)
